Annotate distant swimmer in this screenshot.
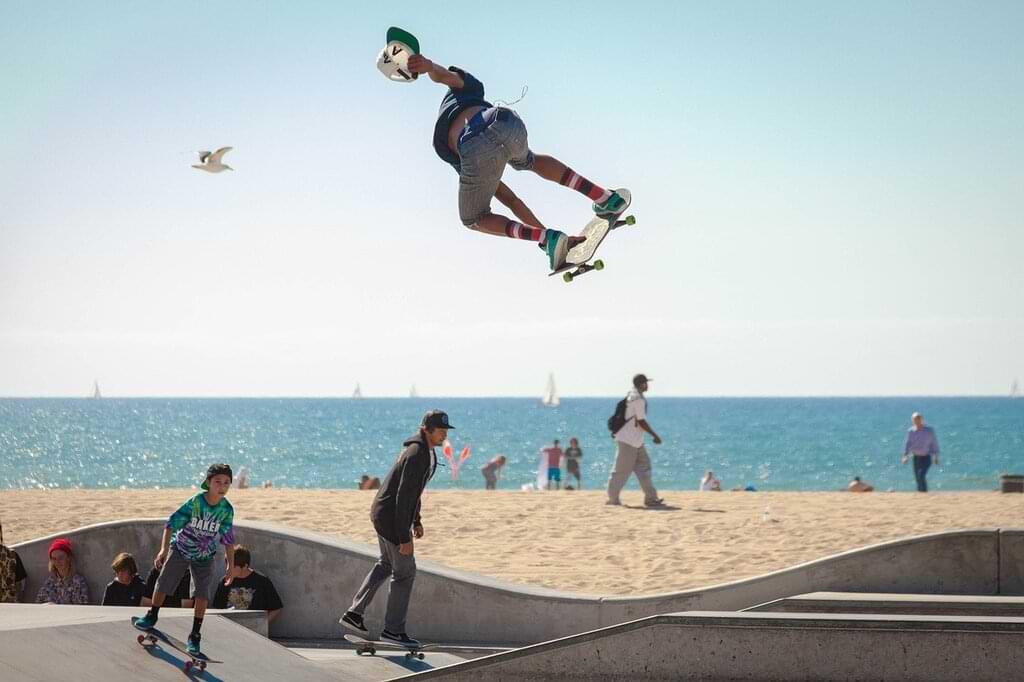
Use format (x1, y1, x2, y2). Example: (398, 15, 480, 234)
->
(192, 147, 234, 173)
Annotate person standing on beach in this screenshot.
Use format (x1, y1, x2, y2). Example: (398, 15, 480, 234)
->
(541, 440, 564, 490)
(481, 454, 507, 490)
(902, 412, 940, 492)
(607, 374, 665, 507)
(564, 438, 583, 489)
(340, 410, 451, 648)
(133, 464, 237, 658)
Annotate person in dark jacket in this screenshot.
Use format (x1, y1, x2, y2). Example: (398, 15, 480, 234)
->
(339, 409, 452, 647)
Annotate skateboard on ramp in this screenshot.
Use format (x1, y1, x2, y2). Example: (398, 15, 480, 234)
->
(132, 616, 221, 673)
(344, 633, 438, 660)
(549, 188, 636, 283)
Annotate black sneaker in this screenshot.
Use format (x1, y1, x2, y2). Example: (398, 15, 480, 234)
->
(381, 630, 421, 648)
(644, 498, 666, 507)
(339, 611, 368, 635)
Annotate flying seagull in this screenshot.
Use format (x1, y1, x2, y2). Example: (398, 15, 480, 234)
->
(192, 147, 234, 173)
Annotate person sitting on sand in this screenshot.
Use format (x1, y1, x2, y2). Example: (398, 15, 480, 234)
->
(359, 475, 382, 490)
(102, 552, 147, 606)
(36, 538, 90, 604)
(848, 476, 874, 493)
(212, 545, 284, 627)
(700, 470, 722, 492)
(481, 455, 507, 490)
(236, 466, 250, 489)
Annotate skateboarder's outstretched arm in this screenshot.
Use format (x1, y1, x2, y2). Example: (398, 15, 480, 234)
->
(408, 54, 464, 88)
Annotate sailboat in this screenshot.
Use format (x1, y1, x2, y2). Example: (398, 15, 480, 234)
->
(1012, 379, 1020, 399)
(352, 383, 363, 399)
(409, 384, 419, 398)
(541, 372, 560, 407)
(91, 380, 102, 399)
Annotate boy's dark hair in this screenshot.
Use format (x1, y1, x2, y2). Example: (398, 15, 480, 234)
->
(234, 545, 252, 568)
(111, 551, 138, 574)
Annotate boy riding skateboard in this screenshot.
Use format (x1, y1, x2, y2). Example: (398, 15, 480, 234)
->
(133, 464, 237, 657)
(406, 53, 630, 271)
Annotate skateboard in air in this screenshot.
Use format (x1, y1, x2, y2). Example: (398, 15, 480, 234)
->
(132, 616, 221, 673)
(344, 633, 438, 660)
(549, 188, 636, 283)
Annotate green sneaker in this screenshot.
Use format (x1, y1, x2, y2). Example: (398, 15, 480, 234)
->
(133, 613, 158, 630)
(187, 633, 202, 656)
(593, 188, 632, 218)
(544, 230, 571, 270)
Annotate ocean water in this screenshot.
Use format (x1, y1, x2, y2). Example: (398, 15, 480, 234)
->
(0, 397, 1021, 492)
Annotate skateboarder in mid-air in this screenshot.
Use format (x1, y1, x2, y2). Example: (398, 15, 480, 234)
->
(406, 53, 630, 271)
(133, 464, 237, 657)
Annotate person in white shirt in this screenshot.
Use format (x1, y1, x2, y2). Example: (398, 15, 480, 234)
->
(700, 471, 721, 492)
(606, 374, 665, 507)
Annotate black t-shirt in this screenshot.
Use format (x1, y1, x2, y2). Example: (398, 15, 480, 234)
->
(102, 575, 146, 606)
(14, 552, 27, 582)
(144, 566, 191, 607)
(212, 570, 283, 612)
(432, 67, 491, 173)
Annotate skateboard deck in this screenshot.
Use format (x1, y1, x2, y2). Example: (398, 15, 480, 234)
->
(132, 616, 221, 673)
(344, 633, 438, 660)
(549, 188, 636, 283)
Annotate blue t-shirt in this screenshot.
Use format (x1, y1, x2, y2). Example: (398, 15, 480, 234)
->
(432, 67, 491, 173)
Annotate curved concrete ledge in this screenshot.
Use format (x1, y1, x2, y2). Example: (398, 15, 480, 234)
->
(13, 521, 1024, 645)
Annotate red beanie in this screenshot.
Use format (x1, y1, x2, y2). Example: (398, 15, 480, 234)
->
(48, 538, 73, 558)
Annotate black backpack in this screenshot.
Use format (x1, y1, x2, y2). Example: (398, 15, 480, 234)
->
(607, 397, 630, 435)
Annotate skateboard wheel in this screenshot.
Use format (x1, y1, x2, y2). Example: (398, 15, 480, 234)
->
(137, 634, 145, 644)
(563, 272, 573, 283)
(594, 260, 604, 271)
(418, 653, 425, 660)
(184, 661, 192, 673)
(624, 215, 636, 225)
(199, 662, 207, 672)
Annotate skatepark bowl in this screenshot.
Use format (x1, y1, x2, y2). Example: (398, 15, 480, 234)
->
(5, 520, 1024, 680)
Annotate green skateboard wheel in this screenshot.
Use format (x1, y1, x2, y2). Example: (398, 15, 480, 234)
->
(563, 272, 574, 283)
(594, 260, 604, 270)
(624, 215, 636, 225)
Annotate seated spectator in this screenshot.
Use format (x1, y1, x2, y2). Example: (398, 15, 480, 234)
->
(142, 565, 193, 608)
(1, 521, 29, 603)
(700, 470, 722, 492)
(848, 476, 875, 492)
(212, 545, 283, 626)
(481, 455, 507, 490)
(358, 475, 381, 490)
(36, 538, 89, 604)
(101, 552, 147, 606)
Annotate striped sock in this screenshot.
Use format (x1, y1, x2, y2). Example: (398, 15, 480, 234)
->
(504, 220, 546, 243)
(559, 168, 611, 203)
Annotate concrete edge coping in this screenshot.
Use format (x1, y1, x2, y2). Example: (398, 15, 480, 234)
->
(390, 610, 1024, 680)
(785, 592, 1024, 604)
(12, 521, 1020, 606)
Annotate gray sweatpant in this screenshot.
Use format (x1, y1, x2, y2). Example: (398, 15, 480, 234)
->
(348, 534, 417, 634)
(606, 441, 660, 504)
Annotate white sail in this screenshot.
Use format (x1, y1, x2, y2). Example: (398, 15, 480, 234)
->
(352, 383, 363, 399)
(92, 380, 101, 399)
(1012, 379, 1020, 399)
(541, 372, 560, 407)
(409, 384, 419, 398)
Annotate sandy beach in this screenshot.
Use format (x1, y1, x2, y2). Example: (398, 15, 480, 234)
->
(2, 489, 1021, 596)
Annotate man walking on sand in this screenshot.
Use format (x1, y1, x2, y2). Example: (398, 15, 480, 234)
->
(340, 410, 452, 647)
(607, 374, 665, 507)
(902, 412, 940, 492)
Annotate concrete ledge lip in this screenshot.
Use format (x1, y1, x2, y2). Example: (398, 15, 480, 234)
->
(790, 591, 1024, 604)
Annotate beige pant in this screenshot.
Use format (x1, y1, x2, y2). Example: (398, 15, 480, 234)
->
(606, 441, 659, 504)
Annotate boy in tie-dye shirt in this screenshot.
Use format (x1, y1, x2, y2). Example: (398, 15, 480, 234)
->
(133, 463, 237, 657)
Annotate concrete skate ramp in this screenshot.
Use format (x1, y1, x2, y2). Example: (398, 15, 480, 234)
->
(396, 611, 1024, 682)
(15, 522, 1024, 644)
(748, 591, 1024, 616)
(0, 605, 336, 682)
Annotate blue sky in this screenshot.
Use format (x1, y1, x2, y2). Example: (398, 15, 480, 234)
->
(1, 1, 1022, 396)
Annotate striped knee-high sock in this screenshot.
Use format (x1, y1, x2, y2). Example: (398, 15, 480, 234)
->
(559, 168, 611, 203)
(504, 220, 546, 243)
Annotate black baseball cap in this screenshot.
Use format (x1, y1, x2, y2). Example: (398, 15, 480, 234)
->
(422, 409, 455, 430)
(633, 373, 652, 388)
(201, 463, 233, 490)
